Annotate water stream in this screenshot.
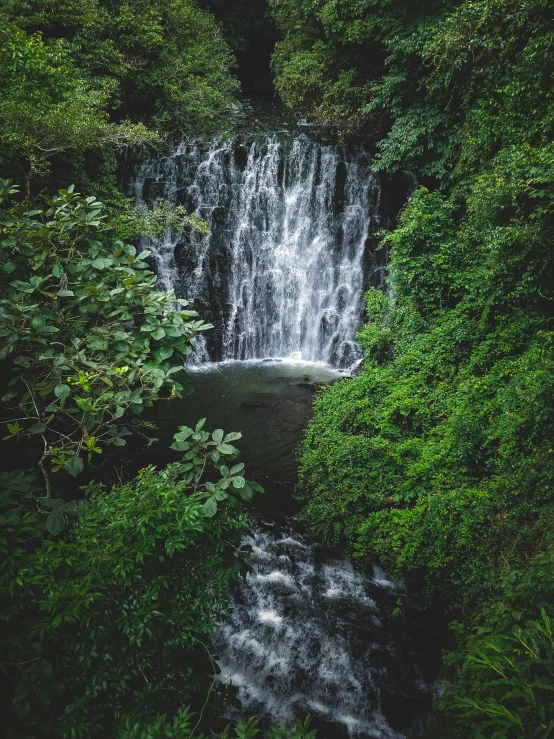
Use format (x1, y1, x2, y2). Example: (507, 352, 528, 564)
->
(212, 523, 432, 739)
(134, 110, 432, 738)
(133, 119, 391, 367)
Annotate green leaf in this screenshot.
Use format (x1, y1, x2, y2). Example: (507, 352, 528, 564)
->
(54, 384, 70, 400)
(11, 280, 35, 293)
(217, 443, 237, 455)
(212, 429, 224, 443)
(91, 258, 109, 270)
(203, 497, 218, 517)
(14, 681, 31, 703)
(238, 486, 254, 501)
(154, 346, 173, 361)
(39, 498, 64, 509)
(195, 418, 206, 432)
(64, 456, 84, 477)
(46, 509, 65, 535)
(174, 427, 193, 442)
(31, 315, 46, 330)
(171, 441, 190, 452)
(232, 476, 246, 489)
(40, 680, 64, 698)
(224, 432, 242, 442)
(28, 423, 46, 434)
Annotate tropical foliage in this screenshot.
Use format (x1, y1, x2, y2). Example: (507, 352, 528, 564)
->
(3, 0, 239, 132)
(0, 4, 259, 736)
(1, 0, 238, 197)
(0, 180, 211, 497)
(270, 0, 554, 735)
(4, 0, 554, 735)
(1, 427, 251, 736)
(0, 170, 264, 734)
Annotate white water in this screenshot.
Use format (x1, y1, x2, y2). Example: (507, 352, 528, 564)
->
(133, 132, 430, 737)
(133, 134, 381, 367)
(212, 525, 430, 738)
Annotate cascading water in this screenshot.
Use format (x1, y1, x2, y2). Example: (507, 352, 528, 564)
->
(134, 115, 432, 738)
(133, 132, 384, 367)
(212, 524, 432, 738)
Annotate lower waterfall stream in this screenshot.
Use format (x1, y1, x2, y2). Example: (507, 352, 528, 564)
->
(135, 106, 433, 737)
(151, 361, 437, 739)
(212, 523, 432, 738)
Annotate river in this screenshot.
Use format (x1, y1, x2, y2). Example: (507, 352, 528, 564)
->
(133, 102, 435, 738)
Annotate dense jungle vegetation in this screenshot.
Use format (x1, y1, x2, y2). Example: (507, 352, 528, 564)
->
(2, 0, 554, 737)
(270, 0, 554, 735)
(0, 2, 271, 737)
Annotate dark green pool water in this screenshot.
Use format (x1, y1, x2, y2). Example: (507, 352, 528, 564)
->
(154, 360, 343, 484)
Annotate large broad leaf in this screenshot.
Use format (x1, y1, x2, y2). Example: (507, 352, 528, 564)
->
(28, 423, 46, 434)
(64, 456, 84, 477)
(11, 280, 35, 293)
(54, 384, 70, 400)
(174, 427, 193, 442)
(238, 486, 254, 502)
(46, 509, 65, 535)
(212, 428, 224, 443)
(31, 315, 46, 330)
(154, 346, 173, 361)
(14, 681, 31, 702)
(202, 497, 218, 518)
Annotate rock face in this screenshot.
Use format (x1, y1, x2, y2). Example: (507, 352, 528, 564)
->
(132, 125, 413, 369)
(212, 523, 433, 738)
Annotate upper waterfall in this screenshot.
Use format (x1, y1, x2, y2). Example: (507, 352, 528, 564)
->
(133, 129, 387, 368)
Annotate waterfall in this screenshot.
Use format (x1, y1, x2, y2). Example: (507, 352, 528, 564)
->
(132, 127, 431, 737)
(133, 134, 383, 368)
(212, 524, 431, 738)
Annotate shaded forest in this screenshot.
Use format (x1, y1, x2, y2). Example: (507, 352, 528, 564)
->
(2, 0, 554, 737)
